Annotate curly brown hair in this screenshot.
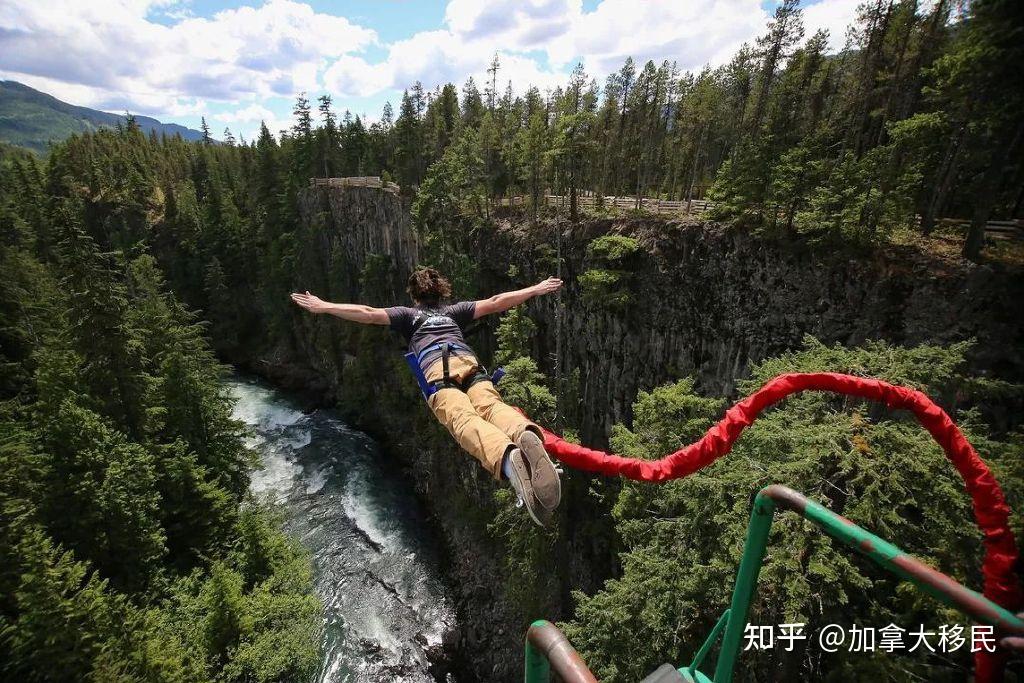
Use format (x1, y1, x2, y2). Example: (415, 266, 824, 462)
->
(406, 267, 452, 306)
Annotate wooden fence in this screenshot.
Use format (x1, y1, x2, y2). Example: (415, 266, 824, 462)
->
(310, 176, 401, 195)
(931, 217, 1024, 241)
(309, 181, 1021, 241)
(505, 194, 714, 216)
(512, 195, 1023, 240)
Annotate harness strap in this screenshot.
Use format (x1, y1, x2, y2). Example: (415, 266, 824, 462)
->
(402, 309, 506, 400)
(462, 368, 496, 390)
(440, 342, 452, 387)
(435, 342, 481, 392)
(416, 340, 470, 364)
(403, 344, 505, 401)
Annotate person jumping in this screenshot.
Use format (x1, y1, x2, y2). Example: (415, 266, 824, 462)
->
(290, 267, 563, 526)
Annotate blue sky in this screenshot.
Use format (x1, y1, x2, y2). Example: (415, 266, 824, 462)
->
(0, 0, 861, 141)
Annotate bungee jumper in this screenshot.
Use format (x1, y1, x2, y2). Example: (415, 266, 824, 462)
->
(291, 267, 564, 526)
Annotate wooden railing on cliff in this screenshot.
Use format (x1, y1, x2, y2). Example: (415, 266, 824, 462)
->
(308, 180, 1022, 241)
(504, 193, 1023, 240)
(503, 193, 714, 216)
(310, 176, 401, 196)
(928, 217, 1024, 241)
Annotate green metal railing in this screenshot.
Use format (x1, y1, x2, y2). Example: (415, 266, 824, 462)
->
(524, 484, 1024, 683)
(701, 484, 1024, 682)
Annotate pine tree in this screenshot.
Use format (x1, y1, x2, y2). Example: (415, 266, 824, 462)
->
(394, 90, 424, 188)
(516, 96, 549, 220)
(317, 94, 338, 178)
(927, 0, 1024, 258)
(461, 76, 485, 129)
(486, 53, 501, 110)
(551, 64, 597, 221)
(0, 128, 322, 680)
(54, 209, 148, 437)
(343, 115, 368, 176)
(290, 93, 315, 183)
(746, 0, 804, 132)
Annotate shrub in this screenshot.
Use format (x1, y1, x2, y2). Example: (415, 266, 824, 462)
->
(586, 234, 641, 262)
(579, 268, 631, 310)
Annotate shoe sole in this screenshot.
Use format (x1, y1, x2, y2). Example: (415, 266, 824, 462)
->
(517, 431, 561, 511)
(506, 449, 548, 527)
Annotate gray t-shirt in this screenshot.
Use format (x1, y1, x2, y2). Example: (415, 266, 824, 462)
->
(386, 301, 477, 370)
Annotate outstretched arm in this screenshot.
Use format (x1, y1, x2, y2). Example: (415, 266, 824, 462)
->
(474, 277, 563, 319)
(290, 291, 390, 325)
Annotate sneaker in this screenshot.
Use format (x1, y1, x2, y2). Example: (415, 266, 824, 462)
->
(517, 430, 561, 511)
(505, 448, 551, 527)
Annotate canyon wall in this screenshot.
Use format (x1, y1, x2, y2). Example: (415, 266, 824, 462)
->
(476, 217, 1024, 443)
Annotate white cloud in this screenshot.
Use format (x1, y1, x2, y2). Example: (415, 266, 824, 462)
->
(802, 0, 862, 51)
(322, 27, 569, 100)
(446, 0, 576, 49)
(326, 0, 777, 101)
(0, 0, 376, 116)
(558, 0, 769, 74)
(321, 3, 571, 101)
(220, 103, 277, 123)
(323, 54, 396, 99)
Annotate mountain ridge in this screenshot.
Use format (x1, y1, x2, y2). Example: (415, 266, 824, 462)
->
(0, 80, 205, 153)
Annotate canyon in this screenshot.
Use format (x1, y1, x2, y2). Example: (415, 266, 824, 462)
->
(241, 184, 1024, 680)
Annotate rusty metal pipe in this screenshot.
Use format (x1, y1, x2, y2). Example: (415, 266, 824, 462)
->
(525, 620, 598, 683)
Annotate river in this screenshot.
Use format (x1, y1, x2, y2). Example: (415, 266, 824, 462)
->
(227, 375, 457, 682)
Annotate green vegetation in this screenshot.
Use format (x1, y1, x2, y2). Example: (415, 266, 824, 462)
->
(706, 0, 1022, 253)
(578, 269, 629, 310)
(493, 307, 556, 424)
(487, 307, 561, 619)
(0, 120, 319, 681)
(0, 1, 1021, 680)
(579, 234, 641, 310)
(586, 235, 641, 262)
(10, 0, 1022, 259)
(402, 0, 1021, 260)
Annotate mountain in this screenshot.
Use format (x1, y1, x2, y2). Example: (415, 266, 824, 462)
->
(0, 80, 206, 153)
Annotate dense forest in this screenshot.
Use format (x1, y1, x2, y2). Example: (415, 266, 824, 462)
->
(0, 136, 321, 679)
(2, 0, 1023, 681)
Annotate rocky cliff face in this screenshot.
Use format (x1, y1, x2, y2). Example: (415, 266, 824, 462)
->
(254, 184, 417, 397)
(251, 187, 1024, 682)
(477, 217, 1024, 443)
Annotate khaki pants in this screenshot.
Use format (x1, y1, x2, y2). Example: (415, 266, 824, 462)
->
(425, 354, 538, 479)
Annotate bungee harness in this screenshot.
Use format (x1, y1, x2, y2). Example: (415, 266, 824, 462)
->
(402, 308, 505, 401)
(403, 341, 506, 400)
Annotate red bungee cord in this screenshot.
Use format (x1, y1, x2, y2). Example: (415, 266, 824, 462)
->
(534, 372, 1020, 680)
